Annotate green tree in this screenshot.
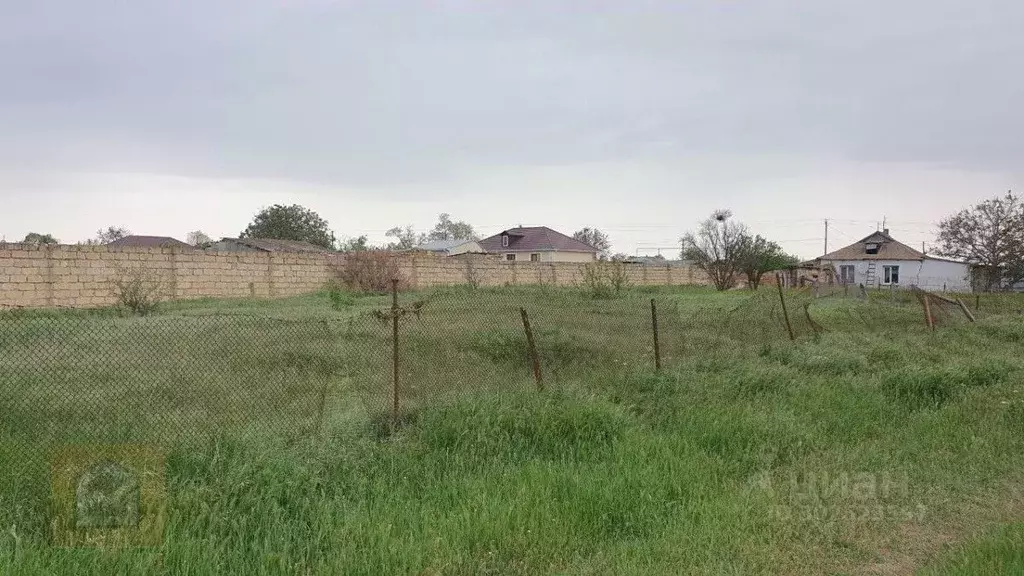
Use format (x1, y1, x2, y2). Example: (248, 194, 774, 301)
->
(427, 213, 478, 241)
(338, 235, 371, 252)
(385, 225, 427, 250)
(240, 204, 336, 250)
(936, 191, 1024, 291)
(681, 210, 748, 291)
(96, 226, 131, 244)
(187, 231, 213, 247)
(573, 228, 612, 260)
(22, 232, 59, 245)
(737, 234, 799, 290)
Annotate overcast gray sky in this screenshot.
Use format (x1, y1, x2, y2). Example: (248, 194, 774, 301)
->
(1, 0, 1021, 258)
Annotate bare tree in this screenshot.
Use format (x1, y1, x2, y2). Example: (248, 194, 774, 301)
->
(680, 210, 748, 291)
(936, 191, 1024, 291)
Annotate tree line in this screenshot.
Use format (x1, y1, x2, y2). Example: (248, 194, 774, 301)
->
(12, 205, 622, 258)
(15, 191, 1014, 292)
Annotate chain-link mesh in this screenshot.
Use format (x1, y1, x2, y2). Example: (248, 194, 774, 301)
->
(0, 284, 1009, 539)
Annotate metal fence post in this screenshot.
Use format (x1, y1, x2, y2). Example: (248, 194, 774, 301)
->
(391, 279, 400, 431)
(650, 298, 662, 372)
(520, 308, 543, 391)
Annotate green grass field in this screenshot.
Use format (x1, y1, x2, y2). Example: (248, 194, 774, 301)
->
(1, 285, 1022, 574)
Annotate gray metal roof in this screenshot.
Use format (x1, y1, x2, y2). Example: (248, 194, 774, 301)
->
(414, 239, 476, 252)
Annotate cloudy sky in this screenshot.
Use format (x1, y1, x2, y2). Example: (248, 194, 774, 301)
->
(1, 0, 1020, 258)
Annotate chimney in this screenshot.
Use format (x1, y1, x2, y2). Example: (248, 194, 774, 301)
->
(882, 228, 890, 235)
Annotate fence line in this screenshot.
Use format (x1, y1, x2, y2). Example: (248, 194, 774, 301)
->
(1, 284, 1017, 538)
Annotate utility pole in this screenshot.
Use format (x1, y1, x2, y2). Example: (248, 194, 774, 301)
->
(817, 218, 828, 291)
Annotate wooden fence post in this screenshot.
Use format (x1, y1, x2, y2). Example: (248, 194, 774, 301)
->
(651, 299, 662, 372)
(915, 288, 935, 330)
(520, 308, 543, 391)
(776, 273, 795, 341)
(956, 298, 976, 323)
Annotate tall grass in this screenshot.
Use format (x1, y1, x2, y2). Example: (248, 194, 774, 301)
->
(1, 287, 1023, 574)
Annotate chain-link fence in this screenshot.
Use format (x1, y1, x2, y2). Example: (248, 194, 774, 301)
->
(0, 283, 1008, 539)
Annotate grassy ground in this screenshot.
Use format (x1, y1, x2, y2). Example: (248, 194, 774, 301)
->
(1, 285, 1022, 574)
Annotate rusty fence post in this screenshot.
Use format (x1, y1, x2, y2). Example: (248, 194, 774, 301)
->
(520, 308, 543, 391)
(391, 278, 400, 431)
(775, 273, 796, 342)
(651, 298, 662, 372)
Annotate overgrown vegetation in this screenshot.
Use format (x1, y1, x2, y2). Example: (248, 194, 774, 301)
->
(1, 286, 1023, 574)
(579, 261, 630, 298)
(337, 251, 406, 293)
(111, 268, 163, 316)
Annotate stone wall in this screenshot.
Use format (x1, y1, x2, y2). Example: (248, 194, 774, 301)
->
(403, 254, 706, 289)
(0, 245, 707, 309)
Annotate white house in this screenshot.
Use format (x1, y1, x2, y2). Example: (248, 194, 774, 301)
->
(818, 229, 971, 292)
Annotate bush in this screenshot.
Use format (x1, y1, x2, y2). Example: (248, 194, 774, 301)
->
(111, 269, 162, 316)
(580, 264, 613, 299)
(579, 262, 631, 299)
(337, 251, 407, 294)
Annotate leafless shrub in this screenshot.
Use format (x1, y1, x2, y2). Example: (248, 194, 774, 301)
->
(607, 261, 631, 295)
(338, 251, 407, 293)
(464, 257, 481, 289)
(111, 269, 163, 316)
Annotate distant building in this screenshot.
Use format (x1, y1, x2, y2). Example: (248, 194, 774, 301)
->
(816, 229, 971, 292)
(207, 238, 330, 254)
(104, 236, 193, 250)
(408, 239, 485, 257)
(478, 226, 598, 263)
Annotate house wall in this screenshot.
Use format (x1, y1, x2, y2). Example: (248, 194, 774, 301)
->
(0, 245, 708, 309)
(826, 258, 971, 292)
(495, 251, 596, 263)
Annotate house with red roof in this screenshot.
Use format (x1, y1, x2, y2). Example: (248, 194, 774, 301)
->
(478, 227, 599, 263)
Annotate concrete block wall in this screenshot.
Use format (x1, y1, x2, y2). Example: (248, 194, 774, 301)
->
(0, 245, 707, 309)
(402, 254, 707, 289)
(0, 244, 340, 309)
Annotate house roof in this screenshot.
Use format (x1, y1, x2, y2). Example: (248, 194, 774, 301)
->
(105, 235, 194, 249)
(478, 227, 599, 253)
(819, 230, 925, 261)
(219, 237, 330, 253)
(412, 239, 482, 253)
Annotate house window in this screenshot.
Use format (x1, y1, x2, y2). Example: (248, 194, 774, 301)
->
(883, 265, 900, 285)
(865, 243, 879, 255)
(840, 265, 855, 284)
(501, 234, 509, 247)
(505, 253, 516, 261)
(530, 253, 540, 262)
